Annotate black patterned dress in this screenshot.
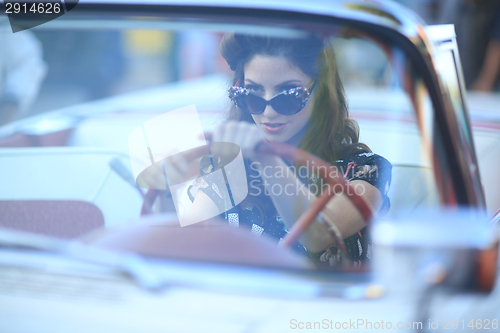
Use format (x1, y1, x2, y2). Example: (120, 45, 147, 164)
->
(188, 151, 392, 268)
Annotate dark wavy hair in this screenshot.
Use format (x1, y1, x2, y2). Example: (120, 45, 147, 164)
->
(220, 33, 370, 163)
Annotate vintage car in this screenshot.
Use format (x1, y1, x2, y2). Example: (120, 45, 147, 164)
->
(0, 0, 499, 332)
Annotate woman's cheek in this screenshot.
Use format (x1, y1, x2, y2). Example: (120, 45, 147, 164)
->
(251, 114, 260, 124)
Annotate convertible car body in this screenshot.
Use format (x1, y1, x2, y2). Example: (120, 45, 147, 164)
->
(0, 0, 498, 332)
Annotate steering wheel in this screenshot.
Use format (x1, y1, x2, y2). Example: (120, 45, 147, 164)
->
(140, 142, 374, 259)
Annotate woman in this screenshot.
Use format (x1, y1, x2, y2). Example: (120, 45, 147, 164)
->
(176, 33, 391, 268)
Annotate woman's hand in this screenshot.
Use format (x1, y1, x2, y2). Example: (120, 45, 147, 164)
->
(209, 121, 266, 159)
(140, 150, 189, 190)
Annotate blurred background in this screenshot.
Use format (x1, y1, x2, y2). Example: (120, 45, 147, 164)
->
(1, 0, 499, 125)
(397, 0, 500, 91)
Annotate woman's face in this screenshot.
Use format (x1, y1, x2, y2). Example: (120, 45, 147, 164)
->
(244, 55, 315, 143)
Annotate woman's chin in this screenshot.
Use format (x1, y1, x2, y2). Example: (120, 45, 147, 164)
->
(263, 132, 288, 143)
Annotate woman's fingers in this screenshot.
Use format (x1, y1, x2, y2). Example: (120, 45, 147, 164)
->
(210, 121, 264, 158)
(221, 121, 239, 143)
(140, 148, 192, 188)
(163, 152, 189, 185)
(244, 124, 265, 152)
(202, 122, 266, 160)
(238, 123, 265, 157)
(212, 121, 228, 143)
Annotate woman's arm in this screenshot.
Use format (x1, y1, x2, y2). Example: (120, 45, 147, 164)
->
(196, 121, 385, 253)
(254, 155, 383, 253)
(472, 40, 500, 91)
(184, 154, 382, 253)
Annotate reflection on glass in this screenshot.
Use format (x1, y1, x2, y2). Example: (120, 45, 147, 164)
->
(0, 23, 441, 272)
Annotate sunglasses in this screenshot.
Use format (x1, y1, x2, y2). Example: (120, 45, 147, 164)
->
(228, 80, 316, 115)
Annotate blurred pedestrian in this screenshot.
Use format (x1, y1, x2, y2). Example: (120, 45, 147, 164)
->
(0, 16, 47, 125)
(471, 9, 500, 91)
(439, 0, 500, 88)
(395, 0, 441, 24)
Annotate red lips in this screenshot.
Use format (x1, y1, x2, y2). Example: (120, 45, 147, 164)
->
(263, 122, 287, 133)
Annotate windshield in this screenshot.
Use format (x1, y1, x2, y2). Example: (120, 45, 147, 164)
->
(0, 13, 440, 271)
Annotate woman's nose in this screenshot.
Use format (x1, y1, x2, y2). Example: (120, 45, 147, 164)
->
(262, 103, 279, 118)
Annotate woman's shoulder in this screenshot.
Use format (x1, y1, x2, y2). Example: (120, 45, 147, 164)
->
(336, 151, 392, 170)
(335, 151, 392, 208)
(336, 151, 391, 180)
